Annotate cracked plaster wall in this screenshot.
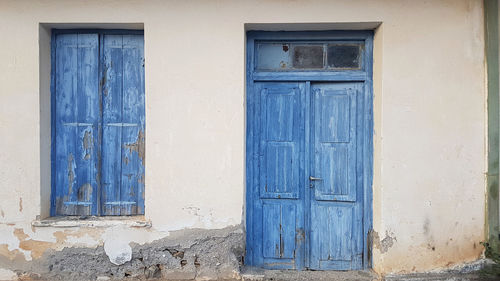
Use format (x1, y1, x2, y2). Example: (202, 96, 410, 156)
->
(0, 224, 244, 280)
(0, 0, 488, 278)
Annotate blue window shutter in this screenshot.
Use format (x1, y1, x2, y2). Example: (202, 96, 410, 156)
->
(101, 34, 145, 215)
(54, 34, 99, 215)
(53, 31, 145, 216)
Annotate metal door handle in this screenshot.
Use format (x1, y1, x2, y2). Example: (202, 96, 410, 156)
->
(309, 176, 322, 181)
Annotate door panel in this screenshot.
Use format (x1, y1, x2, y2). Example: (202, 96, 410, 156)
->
(254, 82, 305, 269)
(262, 202, 297, 259)
(310, 83, 363, 270)
(259, 83, 304, 200)
(310, 204, 354, 269)
(312, 84, 357, 202)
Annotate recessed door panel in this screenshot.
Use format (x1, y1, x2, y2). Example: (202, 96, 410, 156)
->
(262, 202, 297, 259)
(259, 83, 304, 200)
(310, 205, 354, 266)
(313, 85, 357, 202)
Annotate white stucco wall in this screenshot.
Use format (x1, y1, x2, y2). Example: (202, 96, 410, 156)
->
(0, 0, 486, 276)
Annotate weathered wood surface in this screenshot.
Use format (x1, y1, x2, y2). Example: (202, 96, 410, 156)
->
(53, 32, 145, 216)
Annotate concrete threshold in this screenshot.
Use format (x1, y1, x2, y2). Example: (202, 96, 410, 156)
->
(240, 267, 378, 281)
(239, 266, 500, 281)
(383, 273, 496, 281)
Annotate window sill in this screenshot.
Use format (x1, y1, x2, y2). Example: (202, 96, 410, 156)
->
(32, 216, 151, 228)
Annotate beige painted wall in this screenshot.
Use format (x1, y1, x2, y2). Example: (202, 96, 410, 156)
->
(0, 0, 486, 276)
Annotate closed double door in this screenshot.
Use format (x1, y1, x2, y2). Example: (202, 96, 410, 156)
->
(247, 81, 366, 270)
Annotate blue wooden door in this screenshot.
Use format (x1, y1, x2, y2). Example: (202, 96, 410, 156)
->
(246, 31, 373, 271)
(252, 82, 306, 269)
(249, 82, 363, 270)
(52, 31, 145, 216)
(309, 83, 363, 270)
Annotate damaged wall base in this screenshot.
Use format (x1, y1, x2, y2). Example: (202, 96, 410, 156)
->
(0, 226, 244, 281)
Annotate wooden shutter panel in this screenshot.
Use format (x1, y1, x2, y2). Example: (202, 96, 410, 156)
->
(101, 34, 145, 215)
(54, 34, 99, 216)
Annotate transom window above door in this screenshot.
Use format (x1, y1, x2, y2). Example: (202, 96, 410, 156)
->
(256, 41, 364, 71)
(51, 30, 145, 216)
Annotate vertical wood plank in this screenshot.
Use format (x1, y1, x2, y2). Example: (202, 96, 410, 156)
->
(120, 35, 145, 215)
(102, 35, 124, 215)
(252, 82, 264, 266)
(303, 81, 311, 268)
(262, 203, 281, 258)
(55, 34, 78, 215)
(281, 204, 297, 259)
(362, 34, 374, 268)
(75, 34, 99, 216)
(245, 34, 256, 265)
(50, 31, 57, 217)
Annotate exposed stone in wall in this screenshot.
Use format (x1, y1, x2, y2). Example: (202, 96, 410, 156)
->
(372, 230, 397, 254)
(1, 225, 244, 281)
